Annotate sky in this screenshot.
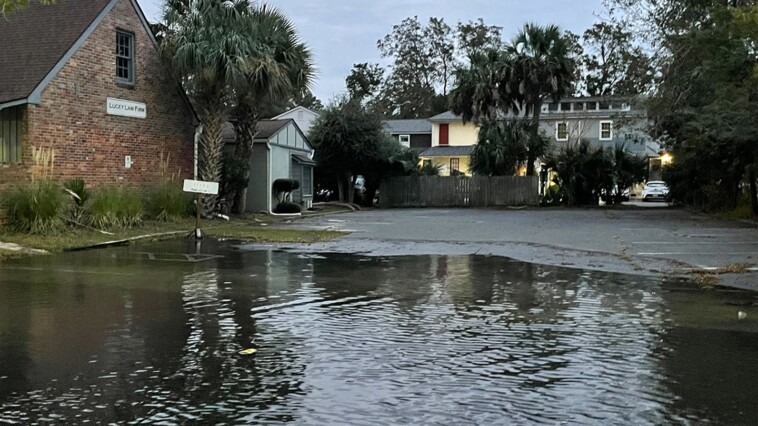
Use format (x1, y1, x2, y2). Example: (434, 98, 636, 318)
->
(136, 0, 607, 103)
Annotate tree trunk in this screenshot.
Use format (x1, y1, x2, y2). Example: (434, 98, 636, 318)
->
(231, 102, 258, 214)
(198, 110, 225, 218)
(526, 101, 541, 176)
(749, 167, 758, 216)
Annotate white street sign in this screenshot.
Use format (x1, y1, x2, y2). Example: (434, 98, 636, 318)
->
(106, 98, 147, 119)
(183, 179, 219, 195)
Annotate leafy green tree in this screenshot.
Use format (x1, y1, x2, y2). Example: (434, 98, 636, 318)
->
(310, 100, 393, 203)
(545, 141, 614, 205)
(456, 18, 503, 57)
(636, 1, 758, 213)
(611, 143, 647, 204)
(470, 120, 530, 176)
(579, 22, 653, 96)
(346, 62, 385, 105)
(377, 16, 456, 118)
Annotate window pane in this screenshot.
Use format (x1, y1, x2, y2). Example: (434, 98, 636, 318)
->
(116, 32, 134, 82)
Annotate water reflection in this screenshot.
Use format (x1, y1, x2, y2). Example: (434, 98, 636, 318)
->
(0, 240, 756, 424)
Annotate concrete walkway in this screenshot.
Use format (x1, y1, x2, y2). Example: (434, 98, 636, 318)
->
(271, 208, 758, 291)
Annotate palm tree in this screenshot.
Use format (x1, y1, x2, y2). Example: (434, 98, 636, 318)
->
(450, 48, 519, 123)
(229, 5, 314, 213)
(507, 23, 576, 175)
(162, 0, 257, 217)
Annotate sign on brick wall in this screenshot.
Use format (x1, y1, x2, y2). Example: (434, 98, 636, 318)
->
(106, 98, 147, 119)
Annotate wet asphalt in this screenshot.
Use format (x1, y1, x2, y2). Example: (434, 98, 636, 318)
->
(276, 207, 758, 291)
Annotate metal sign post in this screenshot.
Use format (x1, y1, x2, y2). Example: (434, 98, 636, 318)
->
(183, 179, 220, 239)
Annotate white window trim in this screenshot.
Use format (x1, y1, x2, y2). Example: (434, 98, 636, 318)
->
(599, 120, 613, 141)
(399, 134, 411, 147)
(555, 122, 569, 141)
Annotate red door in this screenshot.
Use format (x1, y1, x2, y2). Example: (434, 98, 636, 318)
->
(439, 123, 449, 145)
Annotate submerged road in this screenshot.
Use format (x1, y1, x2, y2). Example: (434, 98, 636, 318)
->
(274, 208, 758, 291)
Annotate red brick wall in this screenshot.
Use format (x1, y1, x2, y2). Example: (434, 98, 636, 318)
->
(1, 0, 195, 191)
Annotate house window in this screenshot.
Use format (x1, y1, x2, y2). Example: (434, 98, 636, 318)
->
(450, 158, 460, 173)
(0, 106, 23, 164)
(116, 31, 134, 84)
(399, 134, 411, 148)
(556, 122, 568, 141)
(600, 120, 613, 140)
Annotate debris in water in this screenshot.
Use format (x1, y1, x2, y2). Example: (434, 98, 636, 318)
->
(239, 348, 257, 355)
(738, 311, 747, 320)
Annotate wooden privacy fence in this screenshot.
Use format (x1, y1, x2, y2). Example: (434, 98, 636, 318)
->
(379, 176, 539, 208)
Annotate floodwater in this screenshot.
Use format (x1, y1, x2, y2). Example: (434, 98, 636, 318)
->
(1, 240, 757, 425)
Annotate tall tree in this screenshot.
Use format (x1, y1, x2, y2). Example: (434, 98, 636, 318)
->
(507, 23, 576, 175)
(377, 16, 454, 118)
(456, 18, 503, 57)
(162, 0, 255, 217)
(310, 100, 396, 203)
(579, 22, 653, 96)
(613, 0, 758, 213)
(451, 24, 575, 176)
(346, 62, 384, 104)
(229, 4, 314, 213)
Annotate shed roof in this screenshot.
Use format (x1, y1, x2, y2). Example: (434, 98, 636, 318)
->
(419, 145, 475, 157)
(0, 0, 111, 105)
(221, 119, 305, 143)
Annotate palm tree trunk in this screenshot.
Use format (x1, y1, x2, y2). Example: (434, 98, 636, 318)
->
(526, 101, 541, 176)
(198, 111, 225, 218)
(231, 102, 258, 214)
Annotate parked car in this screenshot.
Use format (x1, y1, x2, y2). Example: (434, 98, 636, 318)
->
(642, 181, 669, 201)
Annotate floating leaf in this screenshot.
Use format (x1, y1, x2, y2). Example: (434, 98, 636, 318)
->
(239, 348, 257, 355)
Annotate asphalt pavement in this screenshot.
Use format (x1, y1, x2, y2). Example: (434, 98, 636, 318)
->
(274, 207, 758, 290)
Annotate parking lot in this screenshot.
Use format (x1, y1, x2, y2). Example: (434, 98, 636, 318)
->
(280, 207, 758, 290)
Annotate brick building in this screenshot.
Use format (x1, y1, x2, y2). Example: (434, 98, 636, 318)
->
(0, 0, 196, 193)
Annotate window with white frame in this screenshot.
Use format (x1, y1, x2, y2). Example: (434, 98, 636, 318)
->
(399, 134, 410, 148)
(555, 122, 568, 141)
(599, 120, 613, 140)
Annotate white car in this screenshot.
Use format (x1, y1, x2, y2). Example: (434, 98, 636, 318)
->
(642, 181, 669, 201)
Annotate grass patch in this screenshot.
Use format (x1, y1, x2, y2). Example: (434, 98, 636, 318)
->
(0, 215, 347, 253)
(0, 219, 195, 252)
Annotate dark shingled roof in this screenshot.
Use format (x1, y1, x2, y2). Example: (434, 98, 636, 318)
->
(383, 119, 432, 134)
(220, 119, 294, 144)
(255, 119, 292, 139)
(419, 145, 475, 157)
(0, 0, 111, 104)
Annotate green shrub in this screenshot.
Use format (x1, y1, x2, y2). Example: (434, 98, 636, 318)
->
(5, 181, 67, 234)
(145, 182, 193, 221)
(273, 179, 300, 193)
(273, 202, 302, 214)
(63, 179, 89, 222)
(89, 186, 144, 229)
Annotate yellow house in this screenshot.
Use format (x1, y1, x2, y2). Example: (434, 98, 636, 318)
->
(419, 111, 479, 176)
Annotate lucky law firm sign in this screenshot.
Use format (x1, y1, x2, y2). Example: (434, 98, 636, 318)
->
(106, 97, 147, 119)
